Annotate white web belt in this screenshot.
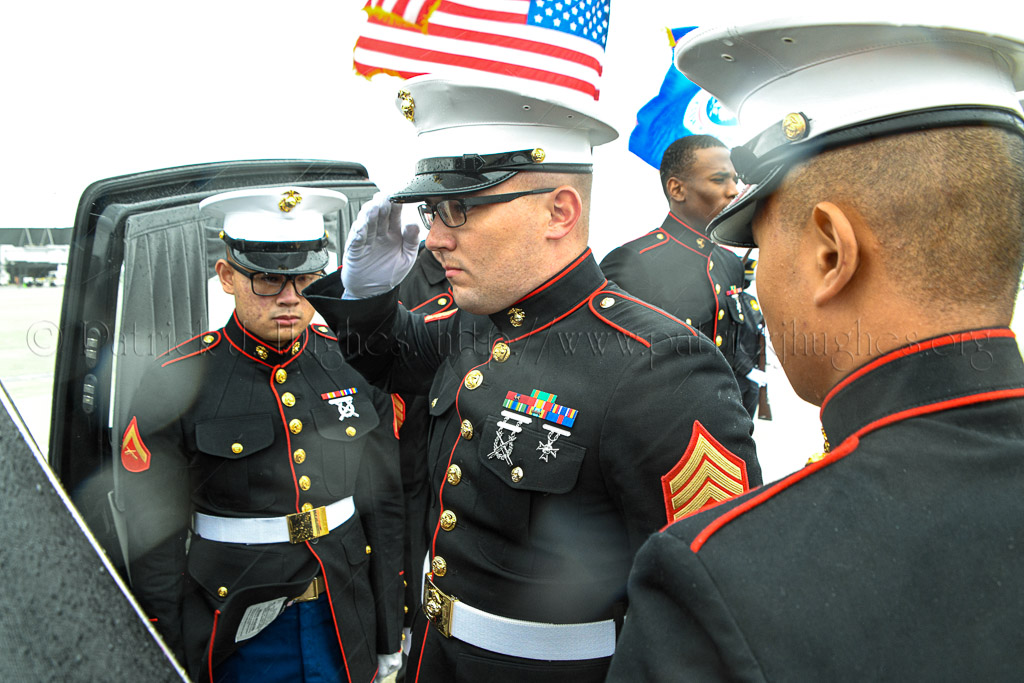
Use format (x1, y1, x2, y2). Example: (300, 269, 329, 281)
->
(424, 576, 616, 660)
(454, 600, 616, 660)
(193, 497, 354, 544)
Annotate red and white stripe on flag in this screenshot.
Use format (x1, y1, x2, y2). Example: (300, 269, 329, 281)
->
(355, 0, 610, 100)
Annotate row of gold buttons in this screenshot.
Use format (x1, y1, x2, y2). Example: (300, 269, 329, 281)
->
(432, 341, 515, 580)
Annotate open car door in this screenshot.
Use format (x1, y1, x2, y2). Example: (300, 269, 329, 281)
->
(49, 159, 377, 578)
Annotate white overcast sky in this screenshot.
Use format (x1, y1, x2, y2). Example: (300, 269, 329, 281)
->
(3, 1, 1022, 259)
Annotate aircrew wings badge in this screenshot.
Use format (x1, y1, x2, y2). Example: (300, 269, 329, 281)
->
(661, 421, 748, 523)
(121, 416, 152, 473)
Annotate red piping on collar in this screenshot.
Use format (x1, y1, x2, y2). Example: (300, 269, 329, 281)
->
(819, 328, 1015, 415)
(223, 313, 309, 368)
(668, 212, 708, 240)
(511, 249, 591, 306)
(690, 384, 1024, 553)
(505, 281, 604, 344)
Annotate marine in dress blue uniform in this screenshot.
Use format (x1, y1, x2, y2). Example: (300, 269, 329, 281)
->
(119, 187, 405, 682)
(304, 77, 761, 682)
(600, 135, 764, 416)
(607, 17, 1024, 681)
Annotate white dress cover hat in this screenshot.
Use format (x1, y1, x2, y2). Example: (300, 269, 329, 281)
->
(199, 186, 347, 273)
(388, 75, 617, 202)
(674, 16, 1024, 247)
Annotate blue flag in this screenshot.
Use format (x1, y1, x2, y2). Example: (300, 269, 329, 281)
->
(629, 27, 744, 169)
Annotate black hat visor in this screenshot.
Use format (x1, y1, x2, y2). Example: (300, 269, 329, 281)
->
(223, 235, 329, 275)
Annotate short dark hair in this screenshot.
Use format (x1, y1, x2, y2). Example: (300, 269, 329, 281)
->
(659, 135, 728, 198)
(768, 125, 1024, 313)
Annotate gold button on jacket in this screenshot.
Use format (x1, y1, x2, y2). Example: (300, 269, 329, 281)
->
(117, 312, 406, 681)
(303, 252, 762, 678)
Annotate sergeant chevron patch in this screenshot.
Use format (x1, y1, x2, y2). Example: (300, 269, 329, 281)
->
(661, 421, 749, 522)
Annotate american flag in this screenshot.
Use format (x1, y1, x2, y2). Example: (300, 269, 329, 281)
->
(354, 0, 611, 100)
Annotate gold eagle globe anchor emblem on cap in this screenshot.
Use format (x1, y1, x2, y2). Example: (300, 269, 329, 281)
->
(782, 112, 809, 141)
(397, 89, 415, 122)
(279, 190, 302, 212)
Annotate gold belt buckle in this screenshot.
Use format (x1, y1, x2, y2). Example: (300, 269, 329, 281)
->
(422, 576, 455, 638)
(286, 506, 330, 544)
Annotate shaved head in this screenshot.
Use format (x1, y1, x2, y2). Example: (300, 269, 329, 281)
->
(766, 125, 1024, 317)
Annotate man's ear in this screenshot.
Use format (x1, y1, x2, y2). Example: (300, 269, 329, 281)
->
(214, 259, 236, 295)
(545, 186, 583, 240)
(665, 176, 686, 203)
(809, 201, 860, 306)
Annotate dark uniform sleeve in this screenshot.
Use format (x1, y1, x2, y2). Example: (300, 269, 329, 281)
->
(606, 530, 766, 682)
(118, 360, 194, 661)
(304, 272, 448, 395)
(353, 388, 407, 655)
(600, 246, 652, 299)
(598, 332, 761, 553)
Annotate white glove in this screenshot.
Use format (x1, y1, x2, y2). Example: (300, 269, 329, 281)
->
(341, 191, 420, 300)
(377, 651, 403, 678)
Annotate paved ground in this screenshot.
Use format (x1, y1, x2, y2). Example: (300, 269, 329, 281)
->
(0, 284, 63, 455)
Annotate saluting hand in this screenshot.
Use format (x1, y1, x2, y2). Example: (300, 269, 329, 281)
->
(342, 191, 420, 299)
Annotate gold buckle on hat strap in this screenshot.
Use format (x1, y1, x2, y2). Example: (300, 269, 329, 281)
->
(423, 576, 455, 638)
(286, 506, 330, 544)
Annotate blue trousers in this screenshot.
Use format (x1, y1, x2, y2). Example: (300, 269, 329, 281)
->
(213, 598, 347, 683)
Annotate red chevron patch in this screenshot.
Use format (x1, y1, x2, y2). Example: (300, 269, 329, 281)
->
(661, 420, 749, 522)
(121, 416, 152, 473)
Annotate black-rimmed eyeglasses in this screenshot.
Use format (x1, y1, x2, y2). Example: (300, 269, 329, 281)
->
(233, 266, 325, 297)
(418, 188, 557, 230)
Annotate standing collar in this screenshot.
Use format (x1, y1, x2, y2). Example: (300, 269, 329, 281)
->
(663, 213, 713, 253)
(488, 249, 606, 339)
(223, 311, 309, 366)
(820, 328, 1024, 447)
